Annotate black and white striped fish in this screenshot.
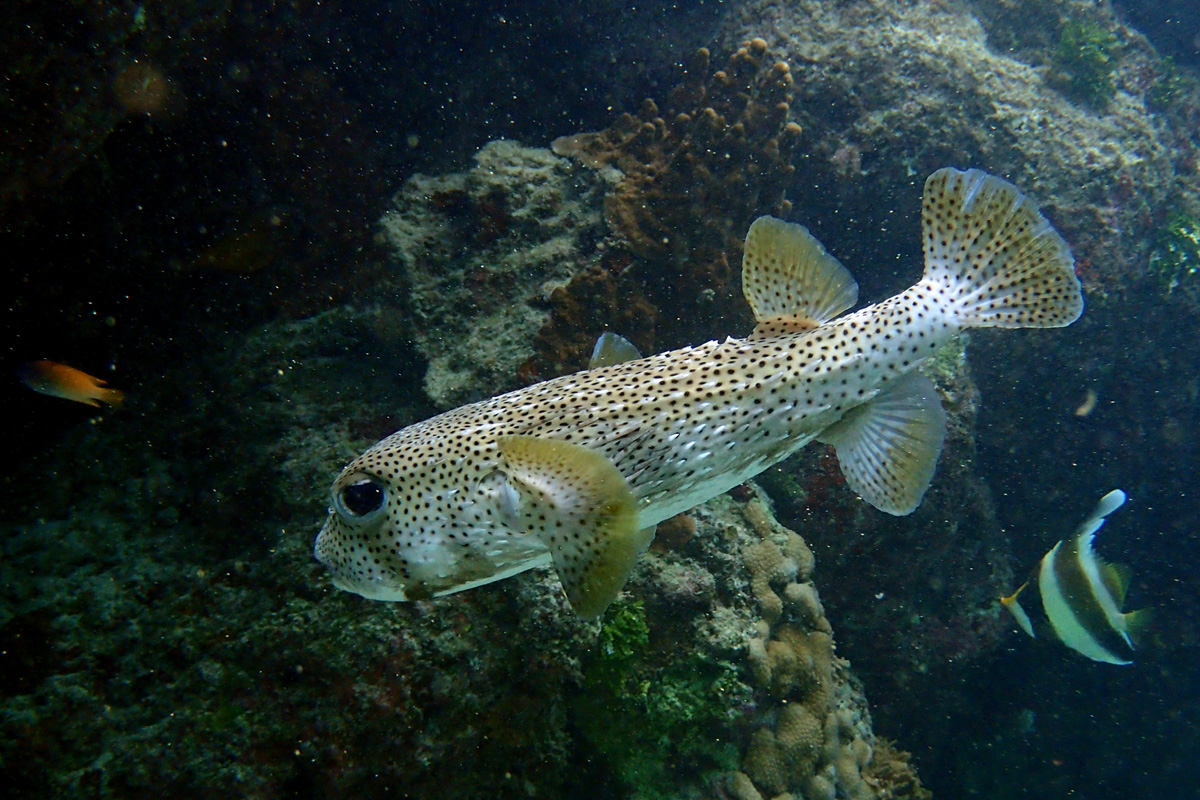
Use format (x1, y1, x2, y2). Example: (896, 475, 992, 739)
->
(1001, 490, 1150, 665)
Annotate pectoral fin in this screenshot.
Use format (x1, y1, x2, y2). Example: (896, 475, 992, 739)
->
(496, 435, 649, 618)
(1123, 608, 1152, 649)
(817, 371, 947, 515)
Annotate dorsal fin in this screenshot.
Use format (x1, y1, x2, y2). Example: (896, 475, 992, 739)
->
(742, 215, 858, 338)
(589, 332, 642, 369)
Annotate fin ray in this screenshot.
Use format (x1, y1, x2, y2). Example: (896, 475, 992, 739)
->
(817, 371, 947, 516)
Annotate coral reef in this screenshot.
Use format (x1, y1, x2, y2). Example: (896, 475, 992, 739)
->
(0, 299, 927, 800)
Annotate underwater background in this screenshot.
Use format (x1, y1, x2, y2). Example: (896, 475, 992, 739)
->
(2, 0, 1199, 798)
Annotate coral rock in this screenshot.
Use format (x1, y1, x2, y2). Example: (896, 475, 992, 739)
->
(729, 771, 766, 800)
(744, 728, 789, 796)
(777, 703, 823, 774)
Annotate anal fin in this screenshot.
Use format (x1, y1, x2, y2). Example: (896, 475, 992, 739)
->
(496, 435, 649, 618)
(817, 371, 947, 515)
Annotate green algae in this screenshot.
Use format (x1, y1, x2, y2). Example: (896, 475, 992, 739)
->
(584, 598, 650, 694)
(1147, 57, 1190, 111)
(1149, 212, 1200, 294)
(1053, 21, 1119, 109)
(575, 599, 750, 799)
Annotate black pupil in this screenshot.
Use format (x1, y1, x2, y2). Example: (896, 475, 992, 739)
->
(342, 479, 384, 516)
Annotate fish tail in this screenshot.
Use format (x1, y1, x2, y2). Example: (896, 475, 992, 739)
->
(920, 168, 1083, 329)
(98, 388, 125, 408)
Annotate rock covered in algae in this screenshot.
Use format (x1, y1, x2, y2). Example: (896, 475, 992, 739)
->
(379, 139, 611, 408)
(710, 0, 1193, 298)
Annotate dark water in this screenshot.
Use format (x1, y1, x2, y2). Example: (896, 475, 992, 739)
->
(3, 1, 1199, 798)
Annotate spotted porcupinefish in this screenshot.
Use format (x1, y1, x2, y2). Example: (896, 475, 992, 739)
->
(315, 168, 1083, 617)
(1001, 490, 1149, 664)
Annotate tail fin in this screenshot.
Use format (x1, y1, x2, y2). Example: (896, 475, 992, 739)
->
(921, 168, 1083, 329)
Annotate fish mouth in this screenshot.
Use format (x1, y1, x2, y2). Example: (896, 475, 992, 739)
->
(314, 542, 411, 601)
(313, 517, 410, 601)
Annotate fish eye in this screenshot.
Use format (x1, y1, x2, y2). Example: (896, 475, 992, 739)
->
(337, 476, 386, 518)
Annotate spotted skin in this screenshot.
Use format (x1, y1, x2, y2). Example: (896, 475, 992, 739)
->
(315, 168, 1083, 614)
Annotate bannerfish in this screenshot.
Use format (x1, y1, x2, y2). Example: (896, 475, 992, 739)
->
(315, 167, 1084, 617)
(1001, 489, 1149, 665)
(18, 360, 124, 408)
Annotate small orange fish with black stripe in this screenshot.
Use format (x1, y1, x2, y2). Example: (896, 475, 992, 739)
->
(18, 360, 124, 409)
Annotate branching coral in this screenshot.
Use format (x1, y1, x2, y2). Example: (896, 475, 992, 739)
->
(529, 39, 803, 377)
(553, 39, 800, 262)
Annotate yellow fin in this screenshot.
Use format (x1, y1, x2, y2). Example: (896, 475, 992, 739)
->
(1123, 608, 1152, 649)
(920, 168, 1083, 329)
(817, 371, 946, 515)
(741, 215, 859, 329)
(496, 435, 647, 618)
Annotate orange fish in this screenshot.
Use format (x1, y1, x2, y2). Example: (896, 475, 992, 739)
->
(18, 360, 124, 408)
